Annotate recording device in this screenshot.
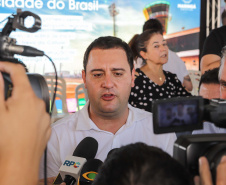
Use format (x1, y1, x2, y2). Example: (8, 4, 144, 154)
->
(174, 134, 226, 183)
(59, 137, 98, 185)
(0, 9, 49, 112)
(79, 159, 103, 185)
(152, 96, 226, 134)
(152, 96, 226, 184)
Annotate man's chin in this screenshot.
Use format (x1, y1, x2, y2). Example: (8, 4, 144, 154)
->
(101, 107, 117, 114)
(99, 105, 121, 116)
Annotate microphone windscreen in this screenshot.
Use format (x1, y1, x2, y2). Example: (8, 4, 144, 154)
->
(79, 159, 103, 185)
(73, 137, 98, 160)
(81, 159, 103, 174)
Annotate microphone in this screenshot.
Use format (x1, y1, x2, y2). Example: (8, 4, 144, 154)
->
(5, 44, 44, 57)
(79, 159, 103, 185)
(59, 137, 98, 185)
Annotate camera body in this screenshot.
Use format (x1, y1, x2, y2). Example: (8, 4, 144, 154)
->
(152, 96, 226, 183)
(152, 96, 204, 134)
(174, 134, 226, 183)
(152, 96, 226, 134)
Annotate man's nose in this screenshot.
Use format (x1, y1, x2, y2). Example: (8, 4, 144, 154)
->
(102, 74, 114, 88)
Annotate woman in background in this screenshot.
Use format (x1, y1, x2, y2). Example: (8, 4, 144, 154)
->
(129, 29, 191, 112)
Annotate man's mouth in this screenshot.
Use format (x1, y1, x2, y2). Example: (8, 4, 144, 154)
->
(101, 93, 115, 101)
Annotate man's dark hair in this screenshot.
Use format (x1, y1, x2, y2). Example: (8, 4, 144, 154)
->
(199, 67, 220, 90)
(83, 36, 134, 73)
(93, 143, 194, 185)
(143, 18, 164, 33)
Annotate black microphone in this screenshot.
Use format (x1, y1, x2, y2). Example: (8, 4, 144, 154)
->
(5, 44, 44, 56)
(79, 159, 103, 185)
(59, 137, 98, 185)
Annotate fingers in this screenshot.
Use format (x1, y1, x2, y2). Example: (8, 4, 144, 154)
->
(0, 62, 33, 96)
(199, 156, 213, 185)
(194, 176, 201, 185)
(0, 72, 5, 108)
(216, 155, 226, 185)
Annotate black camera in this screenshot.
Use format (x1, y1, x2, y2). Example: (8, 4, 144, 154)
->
(152, 96, 226, 134)
(152, 96, 226, 184)
(174, 134, 226, 183)
(0, 9, 49, 112)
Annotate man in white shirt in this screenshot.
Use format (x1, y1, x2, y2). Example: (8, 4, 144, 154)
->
(39, 36, 176, 182)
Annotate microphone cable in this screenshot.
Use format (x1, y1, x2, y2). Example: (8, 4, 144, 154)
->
(0, 14, 13, 24)
(43, 54, 58, 185)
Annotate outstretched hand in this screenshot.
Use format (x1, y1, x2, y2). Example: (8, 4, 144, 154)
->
(0, 62, 51, 185)
(194, 155, 226, 185)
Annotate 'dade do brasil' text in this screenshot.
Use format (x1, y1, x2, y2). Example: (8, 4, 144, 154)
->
(0, 0, 99, 11)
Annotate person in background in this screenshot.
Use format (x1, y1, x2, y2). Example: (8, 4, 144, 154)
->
(221, 10, 226, 26)
(0, 61, 51, 185)
(130, 18, 192, 92)
(219, 46, 226, 99)
(129, 29, 191, 112)
(199, 68, 220, 99)
(193, 47, 226, 135)
(200, 11, 226, 74)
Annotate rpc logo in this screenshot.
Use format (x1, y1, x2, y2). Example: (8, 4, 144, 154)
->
(63, 160, 81, 168)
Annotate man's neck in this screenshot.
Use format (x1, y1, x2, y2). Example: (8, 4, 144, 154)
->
(88, 107, 129, 134)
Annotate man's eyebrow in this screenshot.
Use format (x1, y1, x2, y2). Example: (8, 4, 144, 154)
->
(90, 68, 126, 73)
(90, 69, 104, 73)
(112, 68, 125, 71)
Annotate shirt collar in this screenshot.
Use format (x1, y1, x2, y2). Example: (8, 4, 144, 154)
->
(75, 102, 151, 131)
(76, 101, 100, 131)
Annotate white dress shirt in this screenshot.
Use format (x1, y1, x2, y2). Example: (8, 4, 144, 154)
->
(39, 102, 176, 178)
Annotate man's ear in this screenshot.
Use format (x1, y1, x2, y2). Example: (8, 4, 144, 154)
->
(82, 70, 87, 88)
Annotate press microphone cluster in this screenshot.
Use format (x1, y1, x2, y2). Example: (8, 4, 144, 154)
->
(59, 137, 102, 185)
